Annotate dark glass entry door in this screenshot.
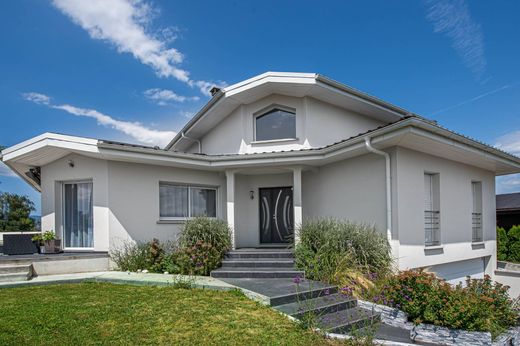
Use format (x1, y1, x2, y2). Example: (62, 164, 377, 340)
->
(259, 187, 294, 244)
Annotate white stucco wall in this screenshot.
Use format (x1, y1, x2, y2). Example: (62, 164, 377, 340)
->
(106, 161, 226, 250)
(196, 94, 385, 155)
(41, 153, 110, 252)
(302, 153, 388, 233)
(394, 147, 496, 275)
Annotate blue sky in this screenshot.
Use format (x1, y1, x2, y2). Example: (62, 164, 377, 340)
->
(1, 0, 520, 215)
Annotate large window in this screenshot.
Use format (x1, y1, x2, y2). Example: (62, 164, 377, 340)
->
(63, 181, 93, 248)
(255, 108, 296, 141)
(472, 181, 483, 242)
(160, 183, 217, 219)
(424, 173, 440, 246)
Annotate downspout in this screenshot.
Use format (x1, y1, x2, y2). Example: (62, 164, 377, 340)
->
(364, 137, 392, 246)
(181, 132, 202, 154)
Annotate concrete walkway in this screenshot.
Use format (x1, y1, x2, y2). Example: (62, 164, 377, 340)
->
(0, 271, 236, 291)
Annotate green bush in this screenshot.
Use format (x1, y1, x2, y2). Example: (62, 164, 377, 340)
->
(110, 239, 176, 273)
(370, 270, 517, 338)
(109, 217, 231, 275)
(295, 219, 393, 283)
(177, 217, 231, 275)
(508, 225, 520, 263)
(497, 227, 509, 261)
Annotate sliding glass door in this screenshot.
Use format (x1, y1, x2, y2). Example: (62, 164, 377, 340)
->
(63, 181, 93, 249)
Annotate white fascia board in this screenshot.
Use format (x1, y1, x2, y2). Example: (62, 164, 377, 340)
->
(1, 133, 99, 163)
(223, 72, 317, 94)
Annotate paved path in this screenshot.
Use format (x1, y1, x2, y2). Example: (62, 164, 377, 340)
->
(0, 271, 236, 291)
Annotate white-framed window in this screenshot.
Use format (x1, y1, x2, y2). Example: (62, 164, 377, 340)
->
(424, 173, 440, 246)
(254, 107, 296, 141)
(159, 183, 217, 219)
(472, 181, 483, 242)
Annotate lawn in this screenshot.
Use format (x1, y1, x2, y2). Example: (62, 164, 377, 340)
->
(0, 282, 341, 346)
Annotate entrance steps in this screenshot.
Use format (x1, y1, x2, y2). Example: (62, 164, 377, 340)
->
(211, 248, 303, 279)
(0, 264, 32, 282)
(213, 249, 381, 338)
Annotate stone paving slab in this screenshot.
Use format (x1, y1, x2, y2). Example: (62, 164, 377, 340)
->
(0, 271, 236, 291)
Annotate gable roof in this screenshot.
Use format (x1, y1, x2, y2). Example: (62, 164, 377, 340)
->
(497, 193, 520, 211)
(165, 72, 419, 151)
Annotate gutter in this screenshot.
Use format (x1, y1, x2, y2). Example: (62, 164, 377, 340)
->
(364, 137, 392, 246)
(165, 89, 225, 150)
(181, 132, 202, 153)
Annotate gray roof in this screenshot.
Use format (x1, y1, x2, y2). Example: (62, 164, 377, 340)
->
(496, 193, 520, 210)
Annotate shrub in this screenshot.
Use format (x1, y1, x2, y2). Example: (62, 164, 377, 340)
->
(370, 270, 518, 338)
(177, 217, 231, 275)
(110, 239, 176, 273)
(497, 227, 509, 261)
(507, 225, 520, 263)
(109, 217, 231, 276)
(295, 219, 393, 287)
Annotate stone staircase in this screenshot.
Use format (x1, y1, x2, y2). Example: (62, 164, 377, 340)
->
(212, 248, 380, 336)
(210, 248, 304, 278)
(0, 264, 32, 283)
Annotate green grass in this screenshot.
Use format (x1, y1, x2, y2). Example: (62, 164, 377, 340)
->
(0, 282, 341, 346)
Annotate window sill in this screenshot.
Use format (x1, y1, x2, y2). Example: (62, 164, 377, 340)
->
(424, 245, 444, 255)
(157, 219, 186, 224)
(471, 242, 485, 249)
(251, 138, 299, 145)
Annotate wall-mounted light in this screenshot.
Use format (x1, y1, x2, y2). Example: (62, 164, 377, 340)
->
(249, 190, 254, 200)
(67, 159, 75, 168)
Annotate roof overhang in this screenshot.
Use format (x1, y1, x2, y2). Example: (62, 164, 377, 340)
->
(166, 72, 415, 151)
(3, 118, 520, 193)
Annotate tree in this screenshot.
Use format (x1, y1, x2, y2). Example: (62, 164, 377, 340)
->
(507, 225, 520, 263)
(0, 192, 35, 232)
(496, 226, 509, 261)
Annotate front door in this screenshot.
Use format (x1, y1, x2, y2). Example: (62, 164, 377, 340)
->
(259, 187, 294, 244)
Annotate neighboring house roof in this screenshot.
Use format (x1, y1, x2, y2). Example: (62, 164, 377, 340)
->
(497, 193, 520, 211)
(165, 72, 422, 151)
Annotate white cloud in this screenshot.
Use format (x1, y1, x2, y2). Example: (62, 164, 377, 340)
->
(424, 0, 486, 80)
(0, 162, 17, 177)
(23, 92, 175, 147)
(144, 88, 199, 105)
(496, 174, 520, 194)
(51, 0, 221, 95)
(21, 92, 51, 105)
(495, 131, 520, 156)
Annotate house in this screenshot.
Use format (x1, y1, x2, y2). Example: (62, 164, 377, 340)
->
(497, 192, 520, 230)
(2, 72, 520, 284)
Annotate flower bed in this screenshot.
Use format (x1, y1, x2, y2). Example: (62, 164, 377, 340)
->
(367, 270, 518, 339)
(110, 217, 231, 275)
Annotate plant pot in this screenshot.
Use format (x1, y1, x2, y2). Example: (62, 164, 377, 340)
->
(43, 239, 61, 254)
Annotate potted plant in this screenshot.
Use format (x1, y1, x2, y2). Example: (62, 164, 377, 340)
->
(42, 231, 61, 254)
(31, 233, 44, 253)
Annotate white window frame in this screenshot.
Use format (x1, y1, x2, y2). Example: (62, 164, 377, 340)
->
(61, 179, 95, 251)
(159, 182, 218, 221)
(424, 172, 441, 247)
(471, 181, 483, 243)
(253, 104, 297, 143)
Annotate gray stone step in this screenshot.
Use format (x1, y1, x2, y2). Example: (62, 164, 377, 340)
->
(274, 293, 357, 319)
(0, 272, 31, 283)
(225, 251, 294, 260)
(316, 307, 381, 334)
(0, 264, 32, 274)
(210, 267, 304, 279)
(269, 284, 338, 306)
(221, 259, 295, 268)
